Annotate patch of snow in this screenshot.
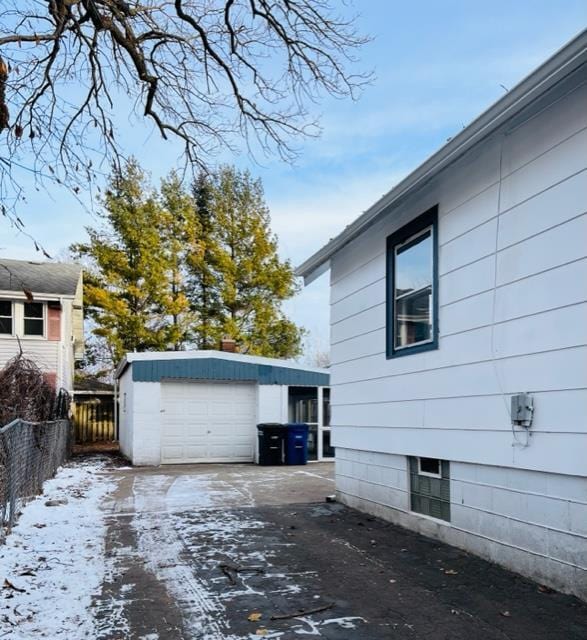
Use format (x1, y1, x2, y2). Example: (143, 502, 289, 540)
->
(0, 457, 116, 639)
(129, 470, 366, 639)
(293, 470, 335, 483)
(291, 616, 366, 635)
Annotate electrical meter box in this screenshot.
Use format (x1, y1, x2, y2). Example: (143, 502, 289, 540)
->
(511, 393, 534, 428)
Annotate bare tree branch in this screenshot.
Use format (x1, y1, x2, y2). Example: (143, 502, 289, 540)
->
(0, 0, 371, 253)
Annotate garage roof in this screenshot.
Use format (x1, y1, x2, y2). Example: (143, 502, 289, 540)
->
(115, 351, 329, 387)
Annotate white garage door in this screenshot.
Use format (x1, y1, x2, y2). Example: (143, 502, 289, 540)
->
(161, 381, 257, 463)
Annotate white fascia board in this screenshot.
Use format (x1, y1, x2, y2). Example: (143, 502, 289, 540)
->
(295, 28, 587, 283)
(0, 289, 75, 301)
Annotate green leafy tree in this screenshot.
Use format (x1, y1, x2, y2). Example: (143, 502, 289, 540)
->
(190, 172, 223, 349)
(192, 167, 304, 358)
(72, 160, 196, 363)
(159, 172, 202, 349)
(73, 161, 303, 366)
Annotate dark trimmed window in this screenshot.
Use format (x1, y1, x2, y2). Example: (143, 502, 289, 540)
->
(409, 456, 450, 522)
(24, 302, 44, 336)
(0, 300, 12, 334)
(386, 206, 438, 358)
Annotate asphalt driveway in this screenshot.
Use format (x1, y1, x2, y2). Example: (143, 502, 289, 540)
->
(3, 457, 586, 638)
(93, 459, 587, 640)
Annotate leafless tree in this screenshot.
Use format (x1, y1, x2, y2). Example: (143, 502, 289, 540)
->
(0, 1, 370, 252)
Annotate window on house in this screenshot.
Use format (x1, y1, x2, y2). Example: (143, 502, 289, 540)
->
(387, 206, 438, 357)
(0, 301, 12, 334)
(409, 456, 450, 522)
(418, 457, 441, 477)
(24, 302, 44, 336)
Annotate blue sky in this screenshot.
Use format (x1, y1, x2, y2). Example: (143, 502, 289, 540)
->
(2, 1, 586, 359)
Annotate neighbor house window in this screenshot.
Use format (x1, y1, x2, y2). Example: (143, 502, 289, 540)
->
(387, 206, 438, 357)
(0, 301, 12, 334)
(23, 302, 44, 336)
(409, 456, 450, 522)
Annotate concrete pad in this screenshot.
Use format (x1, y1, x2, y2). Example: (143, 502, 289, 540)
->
(88, 458, 587, 639)
(102, 462, 335, 514)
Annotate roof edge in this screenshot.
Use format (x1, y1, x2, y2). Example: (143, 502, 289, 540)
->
(114, 350, 329, 380)
(295, 28, 587, 282)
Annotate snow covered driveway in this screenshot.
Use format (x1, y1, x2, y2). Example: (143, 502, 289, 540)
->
(1, 458, 363, 639)
(2, 457, 587, 640)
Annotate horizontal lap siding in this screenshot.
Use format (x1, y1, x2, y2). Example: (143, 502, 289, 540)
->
(336, 448, 587, 599)
(329, 79, 587, 475)
(0, 340, 59, 377)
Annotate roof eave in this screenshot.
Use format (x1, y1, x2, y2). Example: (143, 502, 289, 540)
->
(114, 356, 129, 380)
(0, 289, 76, 300)
(296, 28, 587, 283)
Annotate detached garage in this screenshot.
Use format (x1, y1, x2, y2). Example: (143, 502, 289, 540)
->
(115, 351, 330, 466)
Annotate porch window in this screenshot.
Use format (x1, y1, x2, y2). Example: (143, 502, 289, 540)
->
(387, 206, 438, 357)
(288, 386, 318, 460)
(321, 388, 334, 458)
(0, 300, 12, 334)
(24, 302, 44, 336)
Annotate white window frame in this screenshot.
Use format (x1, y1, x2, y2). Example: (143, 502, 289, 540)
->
(0, 300, 14, 336)
(23, 301, 46, 339)
(417, 456, 442, 478)
(393, 225, 434, 352)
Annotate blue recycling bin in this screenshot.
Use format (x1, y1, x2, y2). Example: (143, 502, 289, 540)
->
(285, 423, 309, 465)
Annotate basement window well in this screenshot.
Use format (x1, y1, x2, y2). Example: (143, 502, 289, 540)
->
(409, 457, 450, 522)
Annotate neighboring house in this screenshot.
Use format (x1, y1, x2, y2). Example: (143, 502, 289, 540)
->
(0, 258, 84, 393)
(296, 31, 587, 599)
(115, 350, 331, 466)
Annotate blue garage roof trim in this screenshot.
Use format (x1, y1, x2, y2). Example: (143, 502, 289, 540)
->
(131, 357, 329, 386)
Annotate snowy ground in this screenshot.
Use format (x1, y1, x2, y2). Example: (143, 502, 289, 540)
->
(0, 457, 116, 638)
(0, 459, 360, 639)
(3, 458, 584, 640)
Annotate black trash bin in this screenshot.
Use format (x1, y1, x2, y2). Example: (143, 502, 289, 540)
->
(257, 423, 285, 465)
(285, 423, 309, 465)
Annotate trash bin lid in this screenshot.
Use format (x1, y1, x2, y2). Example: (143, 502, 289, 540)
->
(257, 422, 286, 433)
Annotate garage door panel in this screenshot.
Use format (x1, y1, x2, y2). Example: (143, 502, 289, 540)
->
(162, 444, 208, 462)
(161, 382, 257, 463)
(207, 442, 253, 459)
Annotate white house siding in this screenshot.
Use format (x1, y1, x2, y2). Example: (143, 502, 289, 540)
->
(0, 297, 78, 392)
(330, 76, 587, 598)
(58, 298, 75, 392)
(0, 338, 60, 378)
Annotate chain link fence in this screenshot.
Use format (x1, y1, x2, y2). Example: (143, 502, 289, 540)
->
(0, 419, 72, 539)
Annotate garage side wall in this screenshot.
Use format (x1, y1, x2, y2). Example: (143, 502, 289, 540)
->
(118, 367, 134, 461)
(257, 385, 288, 424)
(131, 381, 162, 465)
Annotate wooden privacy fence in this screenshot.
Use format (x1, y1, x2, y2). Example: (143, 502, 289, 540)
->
(73, 394, 116, 443)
